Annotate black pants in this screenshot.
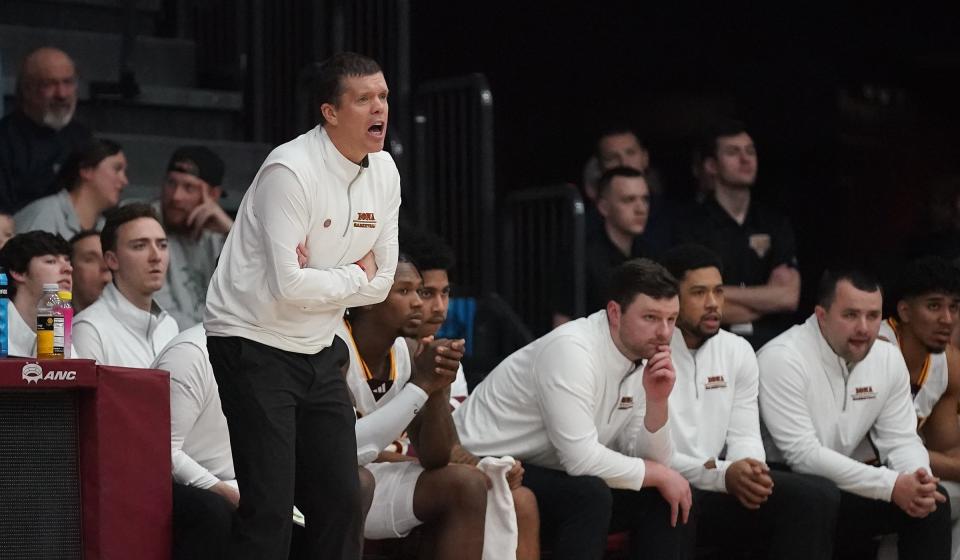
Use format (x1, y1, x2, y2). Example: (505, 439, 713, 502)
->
(834, 485, 951, 560)
(680, 470, 839, 560)
(208, 335, 362, 560)
(522, 463, 686, 560)
(172, 483, 234, 560)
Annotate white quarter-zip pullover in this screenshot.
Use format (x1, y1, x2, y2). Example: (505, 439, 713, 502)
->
(454, 310, 672, 491)
(204, 125, 401, 353)
(669, 327, 765, 492)
(758, 314, 929, 501)
(73, 282, 179, 368)
(152, 324, 235, 490)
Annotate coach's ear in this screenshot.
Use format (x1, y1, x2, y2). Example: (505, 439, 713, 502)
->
(321, 102, 339, 127)
(607, 300, 622, 331)
(814, 304, 827, 323)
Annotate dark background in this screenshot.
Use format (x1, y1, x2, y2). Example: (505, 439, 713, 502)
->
(410, 3, 960, 311)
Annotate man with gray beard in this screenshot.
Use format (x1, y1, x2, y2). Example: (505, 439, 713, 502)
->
(0, 47, 91, 213)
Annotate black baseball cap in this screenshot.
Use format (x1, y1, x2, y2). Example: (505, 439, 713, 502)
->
(167, 146, 225, 190)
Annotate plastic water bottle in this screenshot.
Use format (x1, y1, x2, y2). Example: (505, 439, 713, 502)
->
(57, 290, 73, 359)
(0, 267, 9, 358)
(36, 284, 63, 359)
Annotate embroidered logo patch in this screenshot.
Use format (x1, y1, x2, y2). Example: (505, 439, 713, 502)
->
(748, 233, 771, 258)
(353, 212, 377, 228)
(704, 375, 728, 390)
(852, 386, 877, 400)
(617, 396, 634, 410)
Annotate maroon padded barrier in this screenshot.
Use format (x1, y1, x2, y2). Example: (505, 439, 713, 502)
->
(0, 359, 171, 560)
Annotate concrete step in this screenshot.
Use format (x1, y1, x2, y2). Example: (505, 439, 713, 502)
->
(106, 133, 272, 212)
(1, 0, 161, 35)
(0, 23, 195, 88)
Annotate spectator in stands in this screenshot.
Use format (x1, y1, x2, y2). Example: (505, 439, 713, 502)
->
(0, 230, 72, 356)
(69, 230, 111, 313)
(583, 127, 671, 250)
(401, 225, 541, 560)
(14, 138, 128, 238)
(660, 244, 839, 558)
(553, 166, 651, 326)
(676, 119, 799, 349)
(339, 254, 493, 558)
(73, 203, 178, 367)
(456, 259, 692, 560)
(0, 47, 91, 213)
(0, 212, 14, 249)
(875, 256, 960, 559)
(154, 146, 232, 328)
(584, 127, 654, 201)
(759, 268, 951, 559)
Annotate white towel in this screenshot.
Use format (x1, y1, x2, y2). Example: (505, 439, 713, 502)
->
(477, 456, 519, 560)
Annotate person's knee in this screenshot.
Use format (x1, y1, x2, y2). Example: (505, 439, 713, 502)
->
(777, 473, 841, 523)
(358, 466, 376, 518)
(422, 463, 489, 516)
(568, 475, 612, 518)
(928, 485, 953, 527)
(512, 486, 540, 530)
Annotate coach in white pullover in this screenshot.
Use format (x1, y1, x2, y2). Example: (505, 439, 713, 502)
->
(759, 269, 951, 559)
(203, 53, 400, 560)
(661, 244, 838, 559)
(455, 259, 691, 560)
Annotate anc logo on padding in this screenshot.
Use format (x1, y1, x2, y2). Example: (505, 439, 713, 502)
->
(21, 363, 43, 384)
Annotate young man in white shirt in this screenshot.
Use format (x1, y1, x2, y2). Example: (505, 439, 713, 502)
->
(73, 203, 179, 367)
(0, 230, 72, 356)
(153, 146, 232, 329)
(877, 256, 960, 559)
(454, 258, 692, 560)
(204, 52, 400, 560)
(660, 244, 838, 558)
(402, 225, 541, 559)
(759, 268, 951, 559)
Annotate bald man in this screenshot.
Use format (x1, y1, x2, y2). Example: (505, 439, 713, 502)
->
(1, 47, 91, 213)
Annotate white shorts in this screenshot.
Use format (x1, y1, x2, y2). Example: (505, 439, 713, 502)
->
(364, 461, 425, 539)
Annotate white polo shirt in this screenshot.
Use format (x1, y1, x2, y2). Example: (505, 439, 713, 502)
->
(668, 327, 765, 492)
(758, 314, 929, 501)
(152, 324, 235, 490)
(73, 282, 180, 368)
(453, 310, 673, 491)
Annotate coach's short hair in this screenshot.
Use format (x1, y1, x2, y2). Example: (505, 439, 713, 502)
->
(608, 258, 678, 311)
(817, 268, 882, 309)
(315, 52, 382, 126)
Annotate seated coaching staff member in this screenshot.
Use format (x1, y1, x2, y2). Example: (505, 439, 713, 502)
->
(455, 259, 692, 560)
(759, 269, 951, 559)
(204, 52, 400, 560)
